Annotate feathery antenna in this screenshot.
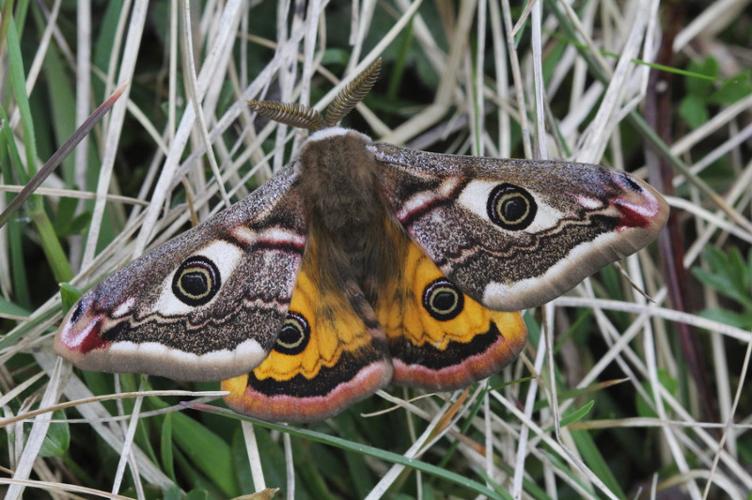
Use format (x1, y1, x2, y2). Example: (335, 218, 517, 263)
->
(247, 101, 325, 131)
(247, 58, 382, 131)
(322, 58, 382, 127)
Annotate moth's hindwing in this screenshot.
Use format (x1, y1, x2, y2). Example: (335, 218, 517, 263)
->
(377, 236, 527, 390)
(223, 237, 393, 423)
(55, 167, 306, 381)
(371, 143, 669, 311)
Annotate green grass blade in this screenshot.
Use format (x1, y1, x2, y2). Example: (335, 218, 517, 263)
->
(160, 413, 177, 482)
(148, 398, 239, 497)
(6, 18, 38, 177)
(0, 119, 30, 307)
(27, 203, 73, 282)
(40, 40, 77, 185)
(0, 304, 59, 351)
(0, 297, 29, 318)
(39, 411, 70, 457)
(197, 404, 504, 499)
(571, 430, 626, 499)
(559, 400, 595, 428)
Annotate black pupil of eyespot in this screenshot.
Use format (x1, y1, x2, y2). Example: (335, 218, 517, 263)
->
(181, 271, 208, 296)
(501, 196, 527, 222)
(423, 279, 463, 321)
(274, 312, 309, 355)
(278, 322, 302, 345)
(487, 183, 537, 230)
(432, 290, 456, 312)
(172, 256, 220, 306)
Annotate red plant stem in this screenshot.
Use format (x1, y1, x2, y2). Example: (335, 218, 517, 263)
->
(644, 4, 715, 422)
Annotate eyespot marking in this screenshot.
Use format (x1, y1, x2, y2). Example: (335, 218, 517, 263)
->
(486, 183, 537, 230)
(274, 311, 310, 355)
(153, 240, 243, 316)
(458, 180, 562, 234)
(423, 278, 464, 321)
(172, 255, 221, 306)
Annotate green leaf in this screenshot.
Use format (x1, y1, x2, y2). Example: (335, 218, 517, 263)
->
(0, 297, 29, 318)
(290, 440, 330, 499)
(39, 411, 70, 457)
(171, 446, 225, 496)
(163, 485, 182, 500)
(636, 370, 678, 418)
(560, 400, 595, 427)
(739, 437, 752, 472)
(554, 308, 593, 351)
(571, 430, 626, 498)
(55, 197, 79, 228)
(66, 211, 92, 236)
(692, 248, 752, 309)
(185, 489, 209, 500)
(160, 414, 176, 482)
(28, 205, 73, 282)
(0, 110, 30, 307)
(253, 424, 288, 490)
(0, 306, 60, 352)
(699, 308, 752, 329)
(321, 48, 351, 66)
(53, 198, 91, 238)
(336, 413, 373, 498)
(148, 397, 239, 497)
(199, 405, 504, 499)
(40, 39, 77, 185)
(6, 19, 38, 177)
(685, 57, 718, 95)
(524, 311, 542, 346)
(710, 70, 752, 105)
(92, 0, 126, 101)
(534, 379, 626, 412)
(679, 95, 709, 129)
(231, 427, 254, 494)
(0, 104, 30, 184)
(693, 270, 752, 310)
(471, 469, 515, 500)
(728, 247, 751, 292)
(59, 283, 83, 314)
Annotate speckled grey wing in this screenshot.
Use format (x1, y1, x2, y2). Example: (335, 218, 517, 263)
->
(55, 167, 307, 381)
(369, 143, 668, 311)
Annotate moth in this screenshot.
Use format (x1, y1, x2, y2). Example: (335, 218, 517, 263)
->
(55, 60, 669, 422)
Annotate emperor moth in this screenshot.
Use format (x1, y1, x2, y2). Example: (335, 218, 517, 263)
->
(56, 60, 668, 422)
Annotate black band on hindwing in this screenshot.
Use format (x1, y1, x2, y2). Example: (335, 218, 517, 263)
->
(389, 322, 500, 370)
(247, 342, 386, 397)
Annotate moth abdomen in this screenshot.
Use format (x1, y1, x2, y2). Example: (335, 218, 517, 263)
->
(297, 128, 406, 305)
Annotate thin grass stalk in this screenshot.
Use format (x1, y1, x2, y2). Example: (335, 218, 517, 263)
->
(82, 0, 148, 267)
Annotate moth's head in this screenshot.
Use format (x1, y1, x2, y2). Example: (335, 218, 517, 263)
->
(55, 222, 299, 381)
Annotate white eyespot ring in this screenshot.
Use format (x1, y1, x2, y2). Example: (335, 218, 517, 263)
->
(274, 311, 310, 355)
(486, 183, 537, 230)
